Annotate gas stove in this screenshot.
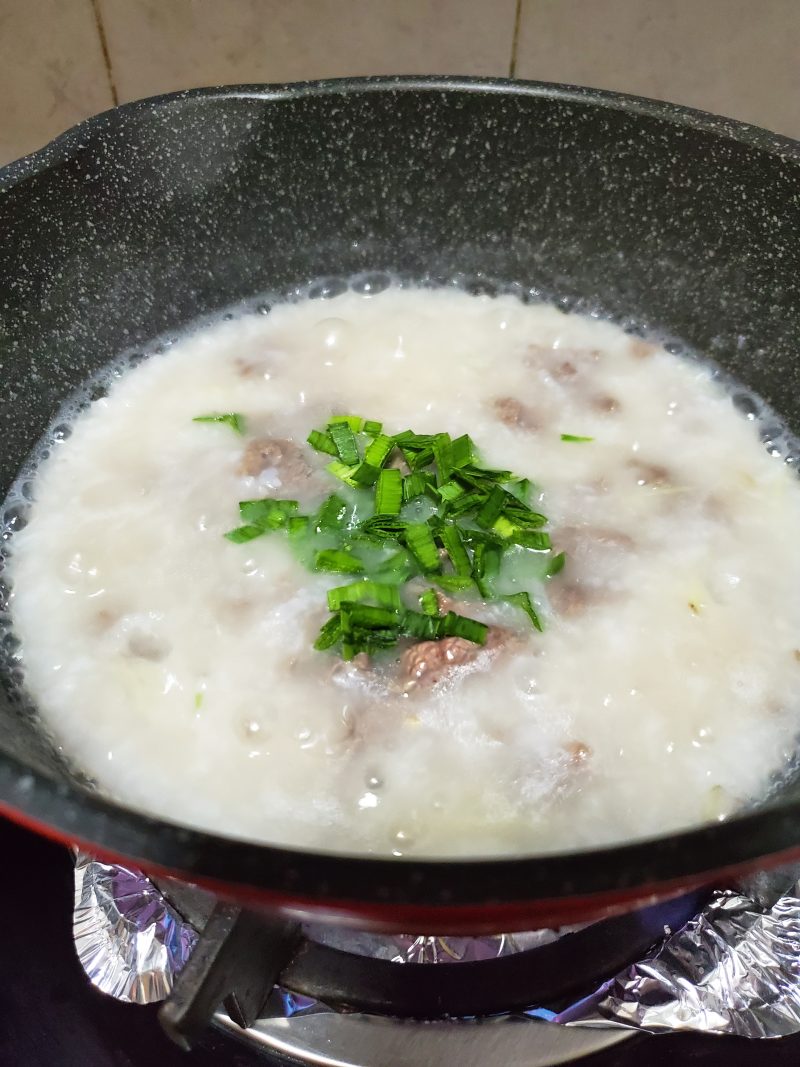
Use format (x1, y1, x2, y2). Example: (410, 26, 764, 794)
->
(4, 818, 800, 1067)
(146, 867, 702, 1063)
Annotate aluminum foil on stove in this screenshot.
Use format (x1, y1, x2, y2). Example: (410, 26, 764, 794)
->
(73, 853, 197, 1003)
(558, 868, 800, 1037)
(72, 854, 800, 1037)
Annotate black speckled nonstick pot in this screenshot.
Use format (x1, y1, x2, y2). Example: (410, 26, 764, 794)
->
(1, 78, 799, 934)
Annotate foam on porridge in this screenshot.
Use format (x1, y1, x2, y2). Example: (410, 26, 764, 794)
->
(6, 286, 800, 856)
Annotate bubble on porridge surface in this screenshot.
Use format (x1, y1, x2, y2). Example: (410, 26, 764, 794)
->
(307, 276, 348, 301)
(349, 272, 392, 296)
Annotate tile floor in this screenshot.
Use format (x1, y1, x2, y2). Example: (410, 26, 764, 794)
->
(0, 0, 798, 166)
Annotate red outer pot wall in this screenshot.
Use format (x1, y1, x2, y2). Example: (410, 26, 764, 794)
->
(6, 798, 800, 934)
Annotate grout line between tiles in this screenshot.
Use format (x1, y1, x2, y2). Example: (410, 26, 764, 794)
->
(509, 0, 523, 78)
(90, 0, 119, 107)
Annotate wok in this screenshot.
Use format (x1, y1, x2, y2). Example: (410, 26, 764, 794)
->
(1, 77, 799, 934)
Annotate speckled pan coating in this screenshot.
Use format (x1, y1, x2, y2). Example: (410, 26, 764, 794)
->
(0, 78, 798, 930)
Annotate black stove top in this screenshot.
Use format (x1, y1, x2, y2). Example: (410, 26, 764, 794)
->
(1, 818, 798, 1067)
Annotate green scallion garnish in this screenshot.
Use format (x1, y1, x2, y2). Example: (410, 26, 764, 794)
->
(436, 574, 476, 594)
(403, 471, 434, 502)
(404, 523, 441, 574)
(349, 462, 381, 487)
(503, 591, 544, 632)
(220, 413, 567, 660)
(476, 484, 507, 529)
(439, 524, 471, 576)
(329, 422, 360, 465)
(364, 434, 395, 469)
(224, 524, 267, 544)
(239, 498, 298, 529)
(314, 549, 365, 575)
(327, 580, 402, 612)
(315, 493, 350, 532)
(419, 589, 440, 616)
(329, 415, 364, 431)
(307, 428, 338, 456)
(440, 611, 488, 644)
(560, 433, 594, 443)
(546, 551, 566, 577)
(225, 498, 298, 541)
(314, 613, 343, 651)
(375, 468, 403, 515)
(193, 412, 246, 435)
(360, 515, 409, 540)
(326, 460, 359, 486)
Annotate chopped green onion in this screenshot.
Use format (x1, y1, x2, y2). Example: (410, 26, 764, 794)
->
(349, 462, 381, 487)
(341, 604, 401, 629)
(491, 515, 516, 540)
(329, 415, 364, 432)
(437, 481, 465, 503)
(441, 434, 475, 472)
(407, 446, 434, 471)
(392, 430, 436, 450)
(504, 591, 544, 632)
(507, 478, 533, 504)
(402, 610, 443, 640)
(314, 613, 343, 651)
(342, 635, 396, 660)
(329, 422, 360, 465)
(485, 545, 503, 579)
(364, 434, 395, 469)
(446, 491, 486, 517)
(440, 611, 488, 644)
(404, 523, 441, 573)
(315, 493, 350, 532)
(314, 549, 365, 575)
(360, 515, 408, 540)
(403, 471, 434, 502)
(461, 528, 505, 548)
(492, 511, 548, 541)
(221, 415, 565, 661)
(239, 498, 298, 529)
(456, 464, 514, 490)
(192, 412, 245, 435)
(327, 581, 402, 611)
(546, 551, 566, 577)
(372, 549, 416, 583)
(502, 504, 548, 529)
(560, 433, 594, 443)
(224, 524, 266, 544)
(306, 428, 338, 456)
(432, 432, 453, 482)
(375, 468, 403, 515)
(436, 574, 476, 594)
(326, 460, 360, 486)
(419, 589, 440, 616)
(476, 485, 507, 529)
(439, 524, 472, 576)
(287, 516, 310, 543)
(472, 540, 503, 597)
(512, 530, 552, 551)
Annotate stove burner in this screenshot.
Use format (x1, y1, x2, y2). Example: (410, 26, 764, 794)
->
(154, 885, 706, 1049)
(216, 1006, 636, 1067)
